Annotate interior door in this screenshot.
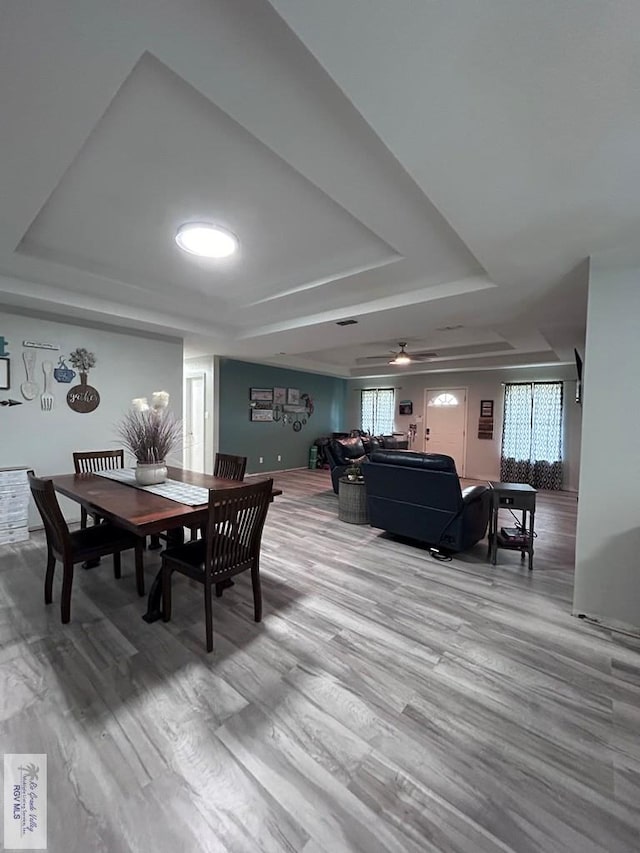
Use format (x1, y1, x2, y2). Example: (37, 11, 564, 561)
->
(185, 373, 206, 473)
(423, 388, 467, 475)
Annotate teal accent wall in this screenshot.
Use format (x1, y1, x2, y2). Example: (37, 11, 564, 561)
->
(218, 359, 347, 473)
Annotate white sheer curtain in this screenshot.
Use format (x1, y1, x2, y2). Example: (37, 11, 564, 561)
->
(361, 388, 395, 435)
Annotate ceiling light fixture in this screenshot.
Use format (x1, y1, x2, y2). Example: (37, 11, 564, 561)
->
(389, 342, 412, 365)
(175, 222, 238, 258)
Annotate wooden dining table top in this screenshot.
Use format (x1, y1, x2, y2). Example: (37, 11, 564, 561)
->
(50, 467, 282, 536)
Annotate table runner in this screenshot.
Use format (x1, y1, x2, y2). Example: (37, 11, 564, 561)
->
(95, 468, 209, 506)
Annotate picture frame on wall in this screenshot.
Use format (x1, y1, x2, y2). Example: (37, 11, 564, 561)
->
(286, 387, 300, 405)
(273, 386, 286, 405)
(250, 408, 274, 422)
(480, 399, 494, 418)
(399, 400, 413, 415)
(0, 358, 9, 390)
(250, 387, 273, 402)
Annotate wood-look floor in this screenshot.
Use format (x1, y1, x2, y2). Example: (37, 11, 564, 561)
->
(1, 470, 638, 852)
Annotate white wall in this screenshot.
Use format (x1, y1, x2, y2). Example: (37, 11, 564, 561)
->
(574, 262, 640, 632)
(347, 365, 581, 489)
(0, 309, 183, 526)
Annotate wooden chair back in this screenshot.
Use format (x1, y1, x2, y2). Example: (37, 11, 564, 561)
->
(213, 453, 247, 481)
(204, 479, 272, 577)
(28, 471, 71, 560)
(73, 449, 124, 473)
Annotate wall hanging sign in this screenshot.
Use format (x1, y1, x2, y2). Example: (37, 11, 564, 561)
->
(20, 350, 38, 400)
(0, 336, 9, 356)
(250, 387, 273, 402)
(0, 357, 9, 390)
(273, 386, 286, 405)
(399, 399, 413, 415)
(22, 340, 60, 351)
(272, 391, 314, 430)
(286, 388, 300, 405)
(478, 400, 494, 439)
(250, 409, 274, 422)
(53, 357, 76, 383)
(480, 400, 494, 418)
(66, 348, 99, 413)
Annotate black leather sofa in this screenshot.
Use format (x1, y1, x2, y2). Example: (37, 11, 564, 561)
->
(361, 450, 490, 552)
(324, 434, 409, 493)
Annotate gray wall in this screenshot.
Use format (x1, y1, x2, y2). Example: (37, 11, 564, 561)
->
(0, 309, 183, 525)
(574, 262, 640, 631)
(347, 365, 582, 489)
(218, 359, 347, 473)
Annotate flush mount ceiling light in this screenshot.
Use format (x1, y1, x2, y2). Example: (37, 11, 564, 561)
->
(175, 223, 238, 258)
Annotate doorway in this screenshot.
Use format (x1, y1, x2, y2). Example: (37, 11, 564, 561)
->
(185, 373, 206, 473)
(423, 387, 467, 475)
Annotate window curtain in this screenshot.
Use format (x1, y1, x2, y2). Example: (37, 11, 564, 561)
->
(361, 388, 395, 435)
(500, 382, 563, 489)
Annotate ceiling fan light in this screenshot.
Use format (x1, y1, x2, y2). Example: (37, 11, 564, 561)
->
(390, 353, 411, 365)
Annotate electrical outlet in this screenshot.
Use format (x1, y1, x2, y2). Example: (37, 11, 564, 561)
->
(277, 454, 282, 462)
(259, 456, 263, 464)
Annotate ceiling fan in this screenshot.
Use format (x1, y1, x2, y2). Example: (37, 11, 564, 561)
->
(359, 342, 438, 365)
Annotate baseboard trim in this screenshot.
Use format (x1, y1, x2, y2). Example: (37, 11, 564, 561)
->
(247, 466, 307, 476)
(573, 610, 640, 639)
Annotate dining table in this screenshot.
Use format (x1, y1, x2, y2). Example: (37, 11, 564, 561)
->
(50, 466, 282, 623)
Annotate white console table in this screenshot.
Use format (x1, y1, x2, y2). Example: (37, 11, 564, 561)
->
(0, 467, 30, 545)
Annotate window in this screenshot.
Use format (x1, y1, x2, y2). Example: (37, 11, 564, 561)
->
(429, 392, 459, 407)
(501, 382, 563, 489)
(361, 388, 395, 435)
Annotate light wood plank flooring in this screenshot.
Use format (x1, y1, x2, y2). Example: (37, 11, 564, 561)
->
(0, 470, 638, 852)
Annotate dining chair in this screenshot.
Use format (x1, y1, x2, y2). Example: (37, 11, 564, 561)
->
(73, 449, 125, 529)
(161, 479, 273, 652)
(187, 452, 248, 542)
(214, 453, 247, 480)
(28, 471, 145, 624)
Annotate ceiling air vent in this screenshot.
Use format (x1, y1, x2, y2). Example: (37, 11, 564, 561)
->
(336, 319, 358, 326)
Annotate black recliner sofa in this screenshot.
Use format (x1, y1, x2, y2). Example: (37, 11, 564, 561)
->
(324, 434, 409, 493)
(361, 450, 490, 552)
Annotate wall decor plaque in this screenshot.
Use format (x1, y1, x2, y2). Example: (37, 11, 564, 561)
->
(66, 348, 99, 413)
(250, 408, 273, 422)
(23, 340, 60, 351)
(67, 380, 100, 413)
(250, 387, 273, 402)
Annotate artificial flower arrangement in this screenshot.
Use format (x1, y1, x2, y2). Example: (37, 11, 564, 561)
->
(117, 391, 181, 484)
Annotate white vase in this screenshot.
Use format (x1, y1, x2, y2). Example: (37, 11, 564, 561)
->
(135, 461, 168, 486)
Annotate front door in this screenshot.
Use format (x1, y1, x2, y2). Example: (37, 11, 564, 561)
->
(423, 388, 467, 475)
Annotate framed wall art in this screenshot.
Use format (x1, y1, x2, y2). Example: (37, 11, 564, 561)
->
(0, 358, 9, 390)
(273, 386, 286, 405)
(287, 387, 300, 405)
(480, 399, 494, 418)
(399, 399, 413, 415)
(250, 408, 274, 422)
(250, 387, 273, 402)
